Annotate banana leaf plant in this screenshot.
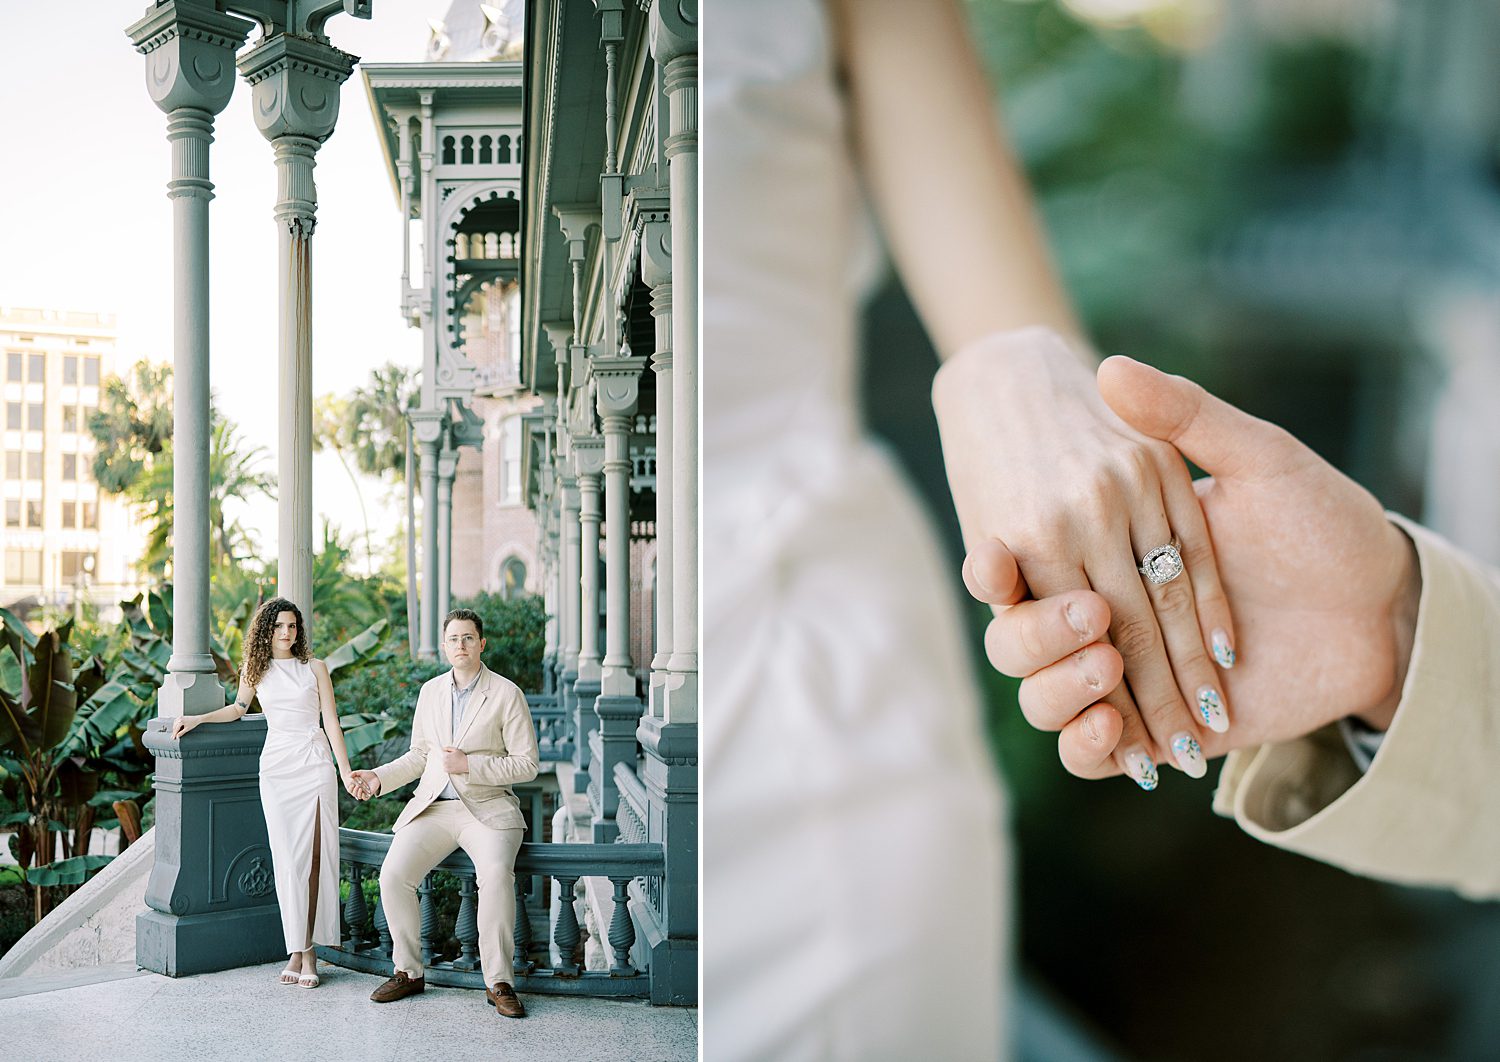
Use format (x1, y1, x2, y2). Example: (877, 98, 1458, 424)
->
(0, 620, 109, 922)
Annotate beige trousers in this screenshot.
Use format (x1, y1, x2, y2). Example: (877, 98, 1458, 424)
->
(379, 800, 526, 987)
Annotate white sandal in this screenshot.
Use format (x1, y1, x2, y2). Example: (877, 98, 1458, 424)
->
(279, 966, 300, 986)
(298, 970, 320, 989)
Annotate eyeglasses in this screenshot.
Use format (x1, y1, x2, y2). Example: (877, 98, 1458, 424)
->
(445, 635, 480, 647)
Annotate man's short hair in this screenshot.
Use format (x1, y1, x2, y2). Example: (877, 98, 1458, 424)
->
(443, 607, 484, 640)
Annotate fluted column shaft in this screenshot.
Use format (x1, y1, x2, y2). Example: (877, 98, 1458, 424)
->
(165, 109, 218, 683)
(576, 447, 603, 682)
(663, 53, 697, 723)
(416, 428, 441, 660)
(437, 446, 456, 625)
(600, 411, 636, 694)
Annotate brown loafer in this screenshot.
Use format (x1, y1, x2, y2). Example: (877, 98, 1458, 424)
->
(486, 981, 526, 1018)
(370, 970, 425, 1003)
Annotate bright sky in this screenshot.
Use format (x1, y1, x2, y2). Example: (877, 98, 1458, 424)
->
(0, 0, 454, 572)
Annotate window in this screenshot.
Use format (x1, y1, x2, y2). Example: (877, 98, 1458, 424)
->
(5, 353, 20, 382)
(4, 501, 17, 528)
(82, 501, 96, 529)
(62, 407, 76, 432)
(62, 500, 75, 527)
(61, 551, 96, 579)
(500, 557, 527, 599)
(6, 403, 19, 430)
(4, 452, 17, 478)
(5, 550, 42, 584)
(63, 454, 76, 480)
(63, 355, 78, 385)
(25, 500, 41, 528)
(500, 416, 521, 504)
(84, 357, 99, 386)
(27, 403, 42, 431)
(27, 354, 43, 382)
(26, 452, 41, 479)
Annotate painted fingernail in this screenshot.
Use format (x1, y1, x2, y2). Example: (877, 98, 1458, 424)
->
(1170, 732, 1207, 778)
(1197, 686, 1229, 733)
(1211, 629, 1235, 669)
(1123, 747, 1158, 791)
(1064, 600, 1090, 641)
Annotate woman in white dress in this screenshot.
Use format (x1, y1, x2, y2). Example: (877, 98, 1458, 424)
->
(706, 1, 1233, 1057)
(171, 597, 361, 988)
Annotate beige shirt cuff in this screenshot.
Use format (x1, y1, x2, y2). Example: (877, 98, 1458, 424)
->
(1214, 513, 1500, 899)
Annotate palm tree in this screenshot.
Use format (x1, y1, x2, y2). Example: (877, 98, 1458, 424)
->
(117, 413, 275, 577)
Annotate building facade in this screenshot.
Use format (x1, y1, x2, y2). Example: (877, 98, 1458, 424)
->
(0, 307, 146, 618)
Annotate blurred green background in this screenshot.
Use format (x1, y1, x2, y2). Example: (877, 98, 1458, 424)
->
(862, 1, 1500, 1058)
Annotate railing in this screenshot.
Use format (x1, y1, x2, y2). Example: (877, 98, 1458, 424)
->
(526, 692, 573, 762)
(320, 829, 665, 998)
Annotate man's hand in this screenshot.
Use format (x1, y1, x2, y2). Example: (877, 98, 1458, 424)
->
(350, 769, 381, 799)
(967, 356, 1421, 780)
(441, 747, 469, 774)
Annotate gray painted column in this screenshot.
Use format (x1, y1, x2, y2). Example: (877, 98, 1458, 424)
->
(437, 443, 456, 624)
(238, 30, 358, 619)
(641, 220, 673, 718)
(412, 412, 443, 660)
(128, 0, 283, 977)
(590, 357, 646, 842)
(639, 1, 698, 1006)
(559, 460, 590, 792)
(659, 16, 698, 726)
(574, 435, 604, 687)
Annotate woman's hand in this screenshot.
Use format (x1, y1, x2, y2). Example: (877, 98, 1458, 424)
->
(350, 769, 381, 800)
(170, 714, 202, 741)
(340, 770, 364, 799)
(965, 357, 1420, 779)
(936, 328, 1237, 789)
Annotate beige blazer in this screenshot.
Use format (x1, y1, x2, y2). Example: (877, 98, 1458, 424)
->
(373, 664, 539, 833)
(1215, 513, 1500, 899)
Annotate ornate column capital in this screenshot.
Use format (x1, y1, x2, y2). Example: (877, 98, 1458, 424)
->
(639, 216, 673, 291)
(591, 355, 648, 419)
(650, 0, 698, 66)
(127, 1, 254, 116)
(409, 408, 445, 446)
(572, 434, 606, 479)
(551, 206, 598, 259)
(237, 32, 358, 143)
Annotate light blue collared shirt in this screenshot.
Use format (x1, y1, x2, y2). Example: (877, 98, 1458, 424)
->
(436, 671, 482, 800)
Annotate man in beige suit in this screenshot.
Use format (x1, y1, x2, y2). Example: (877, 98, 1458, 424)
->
(963, 356, 1500, 898)
(351, 608, 540, 1016)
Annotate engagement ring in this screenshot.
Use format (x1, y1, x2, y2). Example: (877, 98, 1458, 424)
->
(1138, 540, 1184, 585)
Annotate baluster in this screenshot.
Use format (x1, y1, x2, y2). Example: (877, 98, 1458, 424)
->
(373, 892, 392, 958)
(553, 875, 580, 976)
(607, 876, 637, 975)
(419, 873, 439, 966)
(513, 876, 535, 974)
(455, 876, 480, 970)
(344, 864, 369, 948)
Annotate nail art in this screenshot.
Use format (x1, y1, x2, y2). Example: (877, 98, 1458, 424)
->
(1197, 686, 1229, 733)
(1123, 747, 1158, 791)
(1211, 629, 1235, 669)
(1170, 733, 1207, 779)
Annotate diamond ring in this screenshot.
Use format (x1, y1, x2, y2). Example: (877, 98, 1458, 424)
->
(1138, 540, 1184, 585)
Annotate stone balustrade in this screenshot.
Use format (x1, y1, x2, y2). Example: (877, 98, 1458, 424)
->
(320, 830, 665, 998)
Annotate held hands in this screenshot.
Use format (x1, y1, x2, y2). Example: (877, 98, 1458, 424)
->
(935, 329, 1238, 788)
(349, 769, 381, 801)
(967, 356, 1421, 782)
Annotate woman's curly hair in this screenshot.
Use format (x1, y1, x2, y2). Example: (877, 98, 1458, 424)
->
(241, 597, 310, 690)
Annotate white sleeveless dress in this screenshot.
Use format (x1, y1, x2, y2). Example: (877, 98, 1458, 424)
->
(257, 656, 340, 953)
(703, 2, 1012, 1059)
